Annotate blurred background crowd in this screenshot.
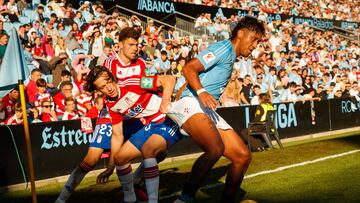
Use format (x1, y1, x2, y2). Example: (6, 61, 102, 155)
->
(0, 0, 358, 125)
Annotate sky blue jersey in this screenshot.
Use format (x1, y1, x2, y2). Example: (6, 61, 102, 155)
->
(181, 40, 237, 100)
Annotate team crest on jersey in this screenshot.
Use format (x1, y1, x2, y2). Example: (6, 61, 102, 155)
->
(203, 52, 215, 64)
(116, 65, 141, 79)
(125, 104, 143, 119)
(141, 77, 154, 89)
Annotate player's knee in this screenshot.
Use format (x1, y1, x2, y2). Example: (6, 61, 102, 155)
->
(235, 148, 252, 166)
(155, 151, 167, 163)
(208, 142, 225, 160)
(84, 158, 98, 166)
(114, 153, 130, 166)
(141, 144, 157, 158)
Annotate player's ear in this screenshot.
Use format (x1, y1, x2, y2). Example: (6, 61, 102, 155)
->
(236, 29, 244, 40)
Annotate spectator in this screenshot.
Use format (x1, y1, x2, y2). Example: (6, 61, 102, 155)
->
(0, 0, 19, 23)
(280, 82, 297, 103)
(97, 45, 112, 66)
(0, 32, 8, 61)
(303, 88, 321, 101)
(220, 69, 242, 107)
(34, 78, 53, 113)
(250, 85, 262, 105)
(153, 50, 170, 75)
(32, 36, 51, 75)
(241, 74, 252, 104)
(188, 44, 199, 60)
(76, 91, 92, 116)
(29, 107, 41, 123)
(42, 34, 55, 59)
(85, 26, 103, 68)
(168, 60, 181, 77)
(40, 100, 58, 122)
(86, 96, 104, 118)
(0, 99, 5, 123)
(165, 27, 175, 40)
(49, 52, 76, 87)
(58, 70, 80, 96)
(54, 81, 73, 117)
(54, 36, 68, 57)
(62, 97, 79, 120)
(26, 69, 42, 103)
(288, 66, 303, 85)
(4, 102, 23, 125)
(349, 82, 359, 97)
(2, 86, 19, 118)
(176, 57, 186, 74)
(342, 83, 352, 98)
(18, 25, 28, 45)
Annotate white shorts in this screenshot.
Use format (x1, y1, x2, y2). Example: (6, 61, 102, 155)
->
(167, 96, 232, 131)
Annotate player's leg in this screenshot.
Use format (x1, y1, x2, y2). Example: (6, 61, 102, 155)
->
(114, 140, 143, 203)
(141, 134, 167, 203)
(55, 147, 104, 203)
(175, 113, 225, 203)
(218, 129, 252, 203)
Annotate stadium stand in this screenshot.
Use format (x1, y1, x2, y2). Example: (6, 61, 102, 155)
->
(0, 0, 358, 126)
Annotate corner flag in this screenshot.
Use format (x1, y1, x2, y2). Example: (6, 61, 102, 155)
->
(0, 28, 37, 203)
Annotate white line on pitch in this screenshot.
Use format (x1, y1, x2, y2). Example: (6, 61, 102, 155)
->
(159, 149, 360, 200)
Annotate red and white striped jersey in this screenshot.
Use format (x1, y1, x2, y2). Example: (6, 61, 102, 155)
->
(62, 111, 80, 121)
(106, 76, 165, 125)
(54, 92, 66, 116)
(41, 112, 58, 122)
(76, 94, 92, 116)
(103, 56, 147, 88)
(34, 92, 54, 113)
(2, 94, 15, 118)
(34, 92, 52, 108)
(4, 114, 23, 125)
(110, 50, 117, 58)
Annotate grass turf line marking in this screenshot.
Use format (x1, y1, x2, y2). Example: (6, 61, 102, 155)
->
(159, 149, 360, 200)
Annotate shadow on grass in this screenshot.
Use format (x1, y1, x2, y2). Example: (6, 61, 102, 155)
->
(2, 134, 360, 203)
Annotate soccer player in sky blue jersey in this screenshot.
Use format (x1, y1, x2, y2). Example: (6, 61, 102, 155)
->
(170, 16, 265, 203)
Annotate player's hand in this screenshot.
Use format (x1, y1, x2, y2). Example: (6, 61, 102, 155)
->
(198, 92, 218, 111)
(160, 99, 172, 113)
(97, 168, 113, 184)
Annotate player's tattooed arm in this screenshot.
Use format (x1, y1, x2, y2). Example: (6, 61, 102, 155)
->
(183, 59, 218, 110)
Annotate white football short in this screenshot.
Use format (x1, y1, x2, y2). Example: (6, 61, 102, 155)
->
(167, 96, 232, 132)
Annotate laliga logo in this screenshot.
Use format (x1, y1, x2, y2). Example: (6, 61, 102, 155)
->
(137, 0, 175, 14)
(245, 103, 298, 129)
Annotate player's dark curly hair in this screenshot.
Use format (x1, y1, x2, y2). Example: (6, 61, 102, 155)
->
(118, 27, 141, 42)
(84, 66, 117, 93)
(230, 16, 265, 40)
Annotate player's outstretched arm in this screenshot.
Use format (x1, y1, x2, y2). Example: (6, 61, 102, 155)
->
(183, 59, 218, 110)
(97, 121, 125, 184)
(157, 75, 176, 113)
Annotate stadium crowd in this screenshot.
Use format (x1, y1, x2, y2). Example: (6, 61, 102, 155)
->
(174, 0, 360, 22)
(0, 0, 359, 125)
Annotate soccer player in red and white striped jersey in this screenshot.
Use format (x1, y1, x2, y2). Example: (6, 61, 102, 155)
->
(85, 65, 181, 203)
